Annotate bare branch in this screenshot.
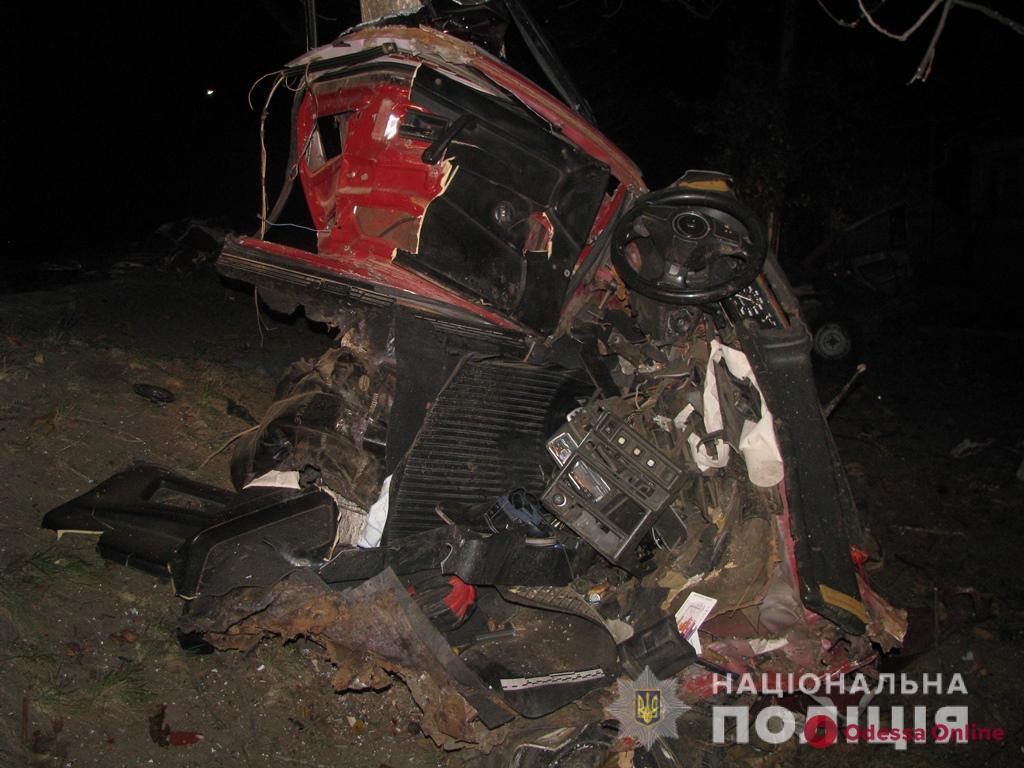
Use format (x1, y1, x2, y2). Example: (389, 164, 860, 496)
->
(956, 0, 1024, 36)
(663, 0, 726, 21)
(601, 0, 625, 19)
(857, 0, 944, 41)
(910, 0, 954, 82)
(818, 0, 1024, 83)
(813, 0, 859, 28)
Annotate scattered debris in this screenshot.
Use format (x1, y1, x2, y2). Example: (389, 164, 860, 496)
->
(950, 437, 995, 458)
(167, 731, 203, 747)
(108, 628, 139, 645)
(674, 592, 717, 654)
(148, 705, 203, 748)
(37, 3, 909, 764)
(181, 569, 512, 750)
(148, 705, 170, 747)
(151, 218, 229, 268)
(132, 383, 175, 405)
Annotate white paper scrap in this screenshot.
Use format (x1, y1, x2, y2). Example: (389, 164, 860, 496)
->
(675, 591, 718, 655)
(357, 474, 392, 549)
(748, 637, 789, 655)
(243, 469, 301, 489)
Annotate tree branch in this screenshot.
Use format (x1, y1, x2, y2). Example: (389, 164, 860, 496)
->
(668, 0, 726, 21)
(857, 0, 945, 41)
(813, 0, 858, 28)
(910, 0, 954, 83)
(956, 0, 1024, 36)
(817, 0, 1024, 82)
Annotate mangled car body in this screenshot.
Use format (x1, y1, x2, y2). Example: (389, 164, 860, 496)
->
(44, 1, 905, 762)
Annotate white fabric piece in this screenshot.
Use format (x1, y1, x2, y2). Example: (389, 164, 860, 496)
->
(715, 341, 785, 487)
(674, 340, 784, 488)
(243, 469, 301, 489)
(675, 403, 728, 473)
(357, 474, 392, 548)
(682, 352, 731, 473)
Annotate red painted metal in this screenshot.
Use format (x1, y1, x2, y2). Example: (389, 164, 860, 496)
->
(238, 27, 649, 335)
(232, 236, 524, 331)
(442, 576, 477, 619)
(295, 73, 445, 250)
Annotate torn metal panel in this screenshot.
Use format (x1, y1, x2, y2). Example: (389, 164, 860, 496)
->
(219, 22, 636, 338)
(738, 323, 869, 634)
(402, 64, 608, 332)
(181, 568, 514, 748)
(856, 568, 909, 652)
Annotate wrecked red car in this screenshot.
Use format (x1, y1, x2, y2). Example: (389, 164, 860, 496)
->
(44, 1, 905, 762)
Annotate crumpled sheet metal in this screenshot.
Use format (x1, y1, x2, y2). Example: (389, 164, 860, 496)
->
(856, 571, 909, 653)
(180, 568, 514, 750)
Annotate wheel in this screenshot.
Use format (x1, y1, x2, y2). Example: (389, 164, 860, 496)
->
(610, 187, 767, 304)
(813, 321, 853, 361)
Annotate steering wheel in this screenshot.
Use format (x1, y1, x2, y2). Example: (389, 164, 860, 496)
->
(610, 187, 767, 304)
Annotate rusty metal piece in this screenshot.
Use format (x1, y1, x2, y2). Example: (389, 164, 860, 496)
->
(823, 362, 867, 419)
(181, 569, 514, 750)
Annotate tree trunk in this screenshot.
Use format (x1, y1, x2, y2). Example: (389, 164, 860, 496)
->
(360, 0, 423, 23)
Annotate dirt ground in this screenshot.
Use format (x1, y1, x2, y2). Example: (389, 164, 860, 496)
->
(1, 256, 1021, 767)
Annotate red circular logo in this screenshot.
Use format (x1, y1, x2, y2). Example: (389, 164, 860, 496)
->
(804, 715, 838, 748)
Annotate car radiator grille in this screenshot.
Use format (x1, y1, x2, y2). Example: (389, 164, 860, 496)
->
(384, 356, 583, 542)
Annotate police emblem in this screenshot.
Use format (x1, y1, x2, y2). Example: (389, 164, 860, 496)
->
(635, 689, 662, 725)
(607, 667, 687, 749)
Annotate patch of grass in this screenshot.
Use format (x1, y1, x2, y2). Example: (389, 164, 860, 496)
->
(0, 639, 60, 667)
(90, 664, 150, 710)
(34, 663, 150, 716)
(32, 669, 88, 715)
(0, 354, 28, 383)
(0, 545, 102, 636)
(259, 638, 316, 682)
(1, 546, 96, 587)
(132, 614, 183, 664)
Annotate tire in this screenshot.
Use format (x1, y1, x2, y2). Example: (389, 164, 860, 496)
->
(813, 320, 854, 361)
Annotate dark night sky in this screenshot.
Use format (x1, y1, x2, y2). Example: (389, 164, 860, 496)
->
(3, 0, 1022, 296)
